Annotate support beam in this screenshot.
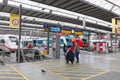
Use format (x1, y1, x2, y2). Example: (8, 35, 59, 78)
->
(18, 4, 22, 63)
(3, 0, 8, 5)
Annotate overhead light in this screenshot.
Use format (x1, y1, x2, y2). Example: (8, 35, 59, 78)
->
(85, 18, 96, 24)
(52, 11, 77, 19)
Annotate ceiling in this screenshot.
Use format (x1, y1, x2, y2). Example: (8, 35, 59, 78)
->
(31, 0, 118, 22)
(0, 4, 111, 32)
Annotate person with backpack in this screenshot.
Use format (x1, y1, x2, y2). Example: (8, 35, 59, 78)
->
(63, 43, 67, 56)
(74, 40, 80, 63)
(65, 42, 75, 64)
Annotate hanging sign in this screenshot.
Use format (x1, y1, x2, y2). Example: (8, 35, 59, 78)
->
(50, 27, 61, 33)
(10, 13, 19, 28)
(112, 18, 116, 33)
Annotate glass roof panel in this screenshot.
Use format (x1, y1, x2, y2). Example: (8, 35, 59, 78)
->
(0, 0, 3, 3)
(85, 0, 120, 16)
(107, 0, 120, 7)
(112, 6, 120, 15)
(84, 0, 113, 10)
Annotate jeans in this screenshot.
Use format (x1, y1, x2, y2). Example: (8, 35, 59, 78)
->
(75, 52, 79, 62)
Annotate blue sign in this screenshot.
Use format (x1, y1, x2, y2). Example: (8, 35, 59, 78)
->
(83, 31, 89, 35)
(50, 27, 61, 33)
(43, 23, 48, 28)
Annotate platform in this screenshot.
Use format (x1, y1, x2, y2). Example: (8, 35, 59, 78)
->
(0, 51, 120, 80)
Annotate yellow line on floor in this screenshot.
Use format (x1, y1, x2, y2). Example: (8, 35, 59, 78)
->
(0, 72, 18, 74)
(31, 62, 70, 80)
(48, 69, 70, 80)
(9, 65, 30, 80)
(85, 70, 110, 80)
(0, 76, 23, 79)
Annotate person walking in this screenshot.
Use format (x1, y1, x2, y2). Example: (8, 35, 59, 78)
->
(74, 40, 80, 63)
(66, 42, 75, 64)
(63, 43, 67, 56)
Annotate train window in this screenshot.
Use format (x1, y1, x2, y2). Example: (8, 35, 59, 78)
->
(9, 36, 17, 42)
(66, 38, 71, 42)
(1, 39, 5, 43)
(61, 39, 64, 42)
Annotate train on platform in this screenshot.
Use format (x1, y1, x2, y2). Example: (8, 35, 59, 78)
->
(0, 34, 89, 53)
(0, 34, 22, 53)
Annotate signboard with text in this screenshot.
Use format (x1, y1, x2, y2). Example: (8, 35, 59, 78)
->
(50, 27, 61, 33)
(43, 24, 86, 35)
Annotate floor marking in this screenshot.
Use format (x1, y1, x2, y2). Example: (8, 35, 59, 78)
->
(0, 76, 24, 79)
(0, 72, 18, 74)
(58, 73, 93, 76)
(85, 70, 110, 80)
(31, 62, 70, 80)
(9, 65, 29, 80)
(48, 69, 70, 80)
(31, 62, 110, 80)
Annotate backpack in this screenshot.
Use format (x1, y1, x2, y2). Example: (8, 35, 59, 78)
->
(63, 44, 67, 52)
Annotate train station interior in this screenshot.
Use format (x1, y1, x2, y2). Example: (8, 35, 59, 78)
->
(0, 0, 120, 80)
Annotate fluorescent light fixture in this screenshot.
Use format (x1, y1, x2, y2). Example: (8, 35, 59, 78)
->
(8, 0, 20, 6)
(97, 22, 109, 27)
(52, 11, 78, 19)
(0, 25, 10, 28)
(0, 12, 9, 17)
(76, 25, 83, 28)
(22, 23, 43, 28)
(85, 18, 96, 24)
(0, 20, 9, 24)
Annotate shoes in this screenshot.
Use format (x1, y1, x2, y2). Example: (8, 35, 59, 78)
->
(66, 61, 69, 64)
(76, 61, 79, 63)
(71, 61, 73, 64)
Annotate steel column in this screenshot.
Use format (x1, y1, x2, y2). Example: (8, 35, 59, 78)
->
(18, 5, 22, 63)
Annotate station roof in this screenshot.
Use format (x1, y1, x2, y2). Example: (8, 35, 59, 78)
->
(0, 0, 120, 35)
(31, 0, 118, 22)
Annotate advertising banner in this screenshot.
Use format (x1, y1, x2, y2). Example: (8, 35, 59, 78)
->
(117, 19, 120, 34)
(112, 18, 116, 33)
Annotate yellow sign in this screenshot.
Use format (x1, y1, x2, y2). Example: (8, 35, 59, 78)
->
(112, 18, 116, 33)
(44, 28, 48, 32)
(117, 20, 120, 34)
(10, 13, 19, 28)
(75, 32, 82, 35)
(61, 30, 71, 34)
(43, 50, 47, 55)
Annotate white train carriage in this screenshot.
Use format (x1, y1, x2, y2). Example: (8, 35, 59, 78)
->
(0, 34, 21, 53)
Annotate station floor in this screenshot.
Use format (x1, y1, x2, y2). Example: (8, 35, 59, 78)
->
(1, 51, 120, 80)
